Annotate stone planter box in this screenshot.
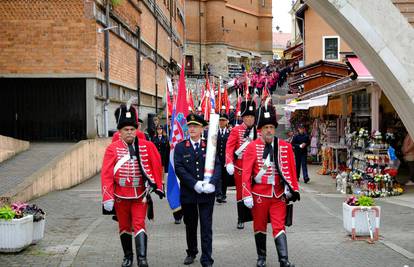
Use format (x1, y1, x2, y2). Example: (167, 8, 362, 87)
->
(32, 218, 46, 244)
(343, 203, 381, 241)
(0, 215, 33, 252)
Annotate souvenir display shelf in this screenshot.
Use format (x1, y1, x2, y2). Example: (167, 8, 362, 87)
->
(350, 147, 402, 197)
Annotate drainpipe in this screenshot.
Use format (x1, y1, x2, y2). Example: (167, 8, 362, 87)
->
(170, 0, 173, 64)
(155, 2, 159, 114)
(199, 0, 202, 74)
(137, 26, 141, 111)
(104, 0, 110, 137)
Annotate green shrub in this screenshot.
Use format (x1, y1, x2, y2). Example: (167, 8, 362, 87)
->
(0, 205, 16, 220)
(357, 195, 375, 206)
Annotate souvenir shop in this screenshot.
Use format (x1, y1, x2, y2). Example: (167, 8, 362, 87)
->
(292, 77, 408, 197)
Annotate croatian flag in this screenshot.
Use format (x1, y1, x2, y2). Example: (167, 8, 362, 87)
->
(167, 66, 189, 212)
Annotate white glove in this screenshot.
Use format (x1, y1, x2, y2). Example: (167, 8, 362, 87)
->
(103, 200, 114, 212)
(226, 163, 235, 175)
(243, 197, 254, 209)
(202, 183, 215, 194)
(194, 181, 205, 194)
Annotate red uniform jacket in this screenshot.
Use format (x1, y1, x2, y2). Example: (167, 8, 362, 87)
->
(101, 138, 163, 203)
(242, 138, 299, 199)
(225, 123, 257, 169)
(112, 130, 146, 143)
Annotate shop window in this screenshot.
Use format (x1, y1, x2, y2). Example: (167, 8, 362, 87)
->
(352, 91, 370, 117)
(323, 36, 340, 61)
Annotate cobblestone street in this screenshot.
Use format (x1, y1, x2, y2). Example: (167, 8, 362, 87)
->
(1, 169, 413, 267)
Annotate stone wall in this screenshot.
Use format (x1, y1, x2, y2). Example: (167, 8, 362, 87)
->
(0, 138, 111, 205)
(0, 135, 30, 163)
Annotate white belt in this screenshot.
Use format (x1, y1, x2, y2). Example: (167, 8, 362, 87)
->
(254, 155, 274, 184)
(235, 139, 251, 158)
(114, 154, 130, 175)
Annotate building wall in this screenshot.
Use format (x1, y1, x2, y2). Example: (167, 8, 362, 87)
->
(0, 0, 96, 75)
(185, 0, 272, 77)
(0, 0, 184, 139)
(304, 8, 352, 65)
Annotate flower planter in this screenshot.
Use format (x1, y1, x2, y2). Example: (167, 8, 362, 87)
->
(0, 215, 33, 252)
(32, 218, 46, 244)
(342, 203, 381, 241)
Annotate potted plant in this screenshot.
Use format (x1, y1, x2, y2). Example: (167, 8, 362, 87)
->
(0, 204, 33, 252)
(343, 195, 381, 241)
(24, 204, 46, 244)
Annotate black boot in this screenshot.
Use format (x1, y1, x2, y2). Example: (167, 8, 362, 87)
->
(237, 204, 244, 229)
(255, 233, 266, 267)
(135, 232, 149, 267)
(275, 233, 295, 267)
(120, 233, 133, 267)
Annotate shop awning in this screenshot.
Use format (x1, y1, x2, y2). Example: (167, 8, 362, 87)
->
(348, 57, 374, 82)
(308, 94, 328, 107)
(227, 51, 241, 58)
(251, 52, 261, 58)
(284, 94, 328, 112)
(239, 51, 252, 58)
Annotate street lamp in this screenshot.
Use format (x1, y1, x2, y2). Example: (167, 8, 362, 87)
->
(97, 25, 118, 33)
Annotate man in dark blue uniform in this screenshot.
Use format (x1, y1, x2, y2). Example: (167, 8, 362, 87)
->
(292, 124, 310, 183)
(216, 113, 230, 204)
(174, 114, 221, 267)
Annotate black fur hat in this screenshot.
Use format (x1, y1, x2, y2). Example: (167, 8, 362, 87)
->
(240, 100, 256, 117)
(115, 105, 138, 130)
(257, 103, 278, 129)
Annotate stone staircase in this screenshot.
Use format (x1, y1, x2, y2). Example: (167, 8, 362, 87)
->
(392, 0, 414, 26)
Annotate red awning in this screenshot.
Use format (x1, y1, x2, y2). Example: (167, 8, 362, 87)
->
(348, 57, 374, 81)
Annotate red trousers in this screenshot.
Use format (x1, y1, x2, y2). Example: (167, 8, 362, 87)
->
(115, 197, 147, 236)
(252, 195, 286, 238)
(235, 167, 243, 201)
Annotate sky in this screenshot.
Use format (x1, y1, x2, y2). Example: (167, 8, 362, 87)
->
(272, 0, 294, 33)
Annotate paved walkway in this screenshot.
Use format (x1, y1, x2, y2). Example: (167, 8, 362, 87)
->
(0, 142, 74, 195)
(1, 169, 413, 267)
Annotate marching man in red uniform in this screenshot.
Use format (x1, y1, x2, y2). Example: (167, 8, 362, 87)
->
(225, 100, 258, 229)
(101, 105, 164, 267)
(242, 104, 300, 267)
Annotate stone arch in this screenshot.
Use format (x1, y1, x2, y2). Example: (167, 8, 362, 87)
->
(307, 0, 414, 138)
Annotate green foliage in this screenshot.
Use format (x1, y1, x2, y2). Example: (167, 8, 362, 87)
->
(357, 195, 375, 207)
(0, 205, 16, 220)
(111, 0, 123, 6)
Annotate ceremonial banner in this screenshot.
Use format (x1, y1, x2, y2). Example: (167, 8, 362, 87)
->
(167, 66, 189, 211)
(203, 113, 219, 182)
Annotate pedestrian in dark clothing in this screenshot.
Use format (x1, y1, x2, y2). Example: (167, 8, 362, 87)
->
(152, 125, 170, 173)
(216, 113, 230, 203)
(292, 124, 310, 183)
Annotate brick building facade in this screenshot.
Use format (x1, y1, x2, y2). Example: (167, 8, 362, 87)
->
(0, 0, 184, 140)
(184, 0, 273, 80)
